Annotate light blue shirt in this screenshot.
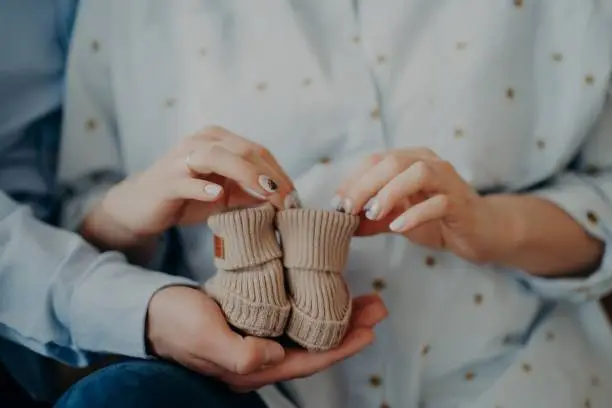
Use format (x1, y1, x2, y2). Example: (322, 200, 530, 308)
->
(0, 0, 195, 401)
(60, 1, 612, 407)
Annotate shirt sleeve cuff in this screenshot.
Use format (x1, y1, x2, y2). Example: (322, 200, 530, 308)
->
(512, 173, 612, 303)
(70, 262, 198, 359)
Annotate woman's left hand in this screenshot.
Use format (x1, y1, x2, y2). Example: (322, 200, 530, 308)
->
(333, 148, 512, 263)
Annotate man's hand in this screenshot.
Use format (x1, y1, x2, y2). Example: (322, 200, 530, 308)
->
(146, 287, 387, 390)
(220, 294, 388, 392)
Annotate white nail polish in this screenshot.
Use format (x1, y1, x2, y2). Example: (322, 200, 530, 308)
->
(204, 184, 222, 197)
(293, 190, 303, 208)
(243, 186, 267, 200)
(331, 195, 342, 210)
(258, 175, 278, 193)
(343, 198, 354, 214)
(389, 215, 407, 232)
(365, 199, 381, 220)
(284, 190, 303, 209)
(365, 209, 377, 220)
(284, 194, 297, 209)
(364, 198, 376, 211)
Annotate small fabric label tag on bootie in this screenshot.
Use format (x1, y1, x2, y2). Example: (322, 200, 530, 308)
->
(214, 235, 225, 259)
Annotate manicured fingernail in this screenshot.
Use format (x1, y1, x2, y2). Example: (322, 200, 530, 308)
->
(243, 186, 267, 200)
(331, 195, 342, 210)
(365, 199, 381, 220)
(342, 198, 354, 214)
(284, 190, 303, 209)
(204, 184, 222, 197)
(258, 175, 278, 193)
(389, 215, 408, 232)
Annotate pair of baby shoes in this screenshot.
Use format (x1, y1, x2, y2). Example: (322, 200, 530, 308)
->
(204, 203, 359, 351)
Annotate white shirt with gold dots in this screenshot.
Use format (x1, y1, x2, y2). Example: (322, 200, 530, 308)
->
(60, 1, 612, 407)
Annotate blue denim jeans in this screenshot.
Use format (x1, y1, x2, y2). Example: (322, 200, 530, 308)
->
(55, 360, 267, 408)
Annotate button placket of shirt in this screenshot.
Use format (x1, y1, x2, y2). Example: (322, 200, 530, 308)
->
(342, 236, 388, 408)
(353, 18, 393, 150)
(351, 237, 392, 408)
(376, 235, 400, 408)
(363, 300, 388, 406)
(418, 254, 437, 382)
(341, 22, 388, 152)
(365, 372, 386, 408)
(339, 14, 392, 408)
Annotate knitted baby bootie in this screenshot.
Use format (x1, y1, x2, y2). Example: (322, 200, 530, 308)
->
(276, 209, 360, 351)
(205, 204, 290, 337)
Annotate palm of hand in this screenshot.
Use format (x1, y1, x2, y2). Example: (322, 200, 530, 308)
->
(148, 287, 387, 392)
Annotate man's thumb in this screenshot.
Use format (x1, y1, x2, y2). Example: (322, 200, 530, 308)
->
(227, 336, 285, 375)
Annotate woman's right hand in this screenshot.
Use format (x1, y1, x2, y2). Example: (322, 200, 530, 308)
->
(81, 126, 298, 257)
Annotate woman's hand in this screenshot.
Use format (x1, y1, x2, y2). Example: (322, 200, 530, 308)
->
(333, 148, 513, 264)
(82, 126, 299, 258)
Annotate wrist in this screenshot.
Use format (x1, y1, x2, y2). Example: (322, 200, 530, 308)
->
(82, 201, 159, 263)
(144, 288, 166, 359)
(145, 286, 201, 359)
(479, 194, 605, 276)
(475, 194, 526, 265)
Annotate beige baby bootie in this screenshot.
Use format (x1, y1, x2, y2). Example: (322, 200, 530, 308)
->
(276, 209, 360, 351)
(205, 204, 290, 337)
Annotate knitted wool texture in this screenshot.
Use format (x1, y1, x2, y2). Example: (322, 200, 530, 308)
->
(205, 204, 290, 337)
(276, 208, 359, 351)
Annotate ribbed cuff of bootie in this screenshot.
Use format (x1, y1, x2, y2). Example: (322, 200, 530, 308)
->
(277, 209, 359, 351)
(208, 203, 281, 270)
(276, 209, 360, 271)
